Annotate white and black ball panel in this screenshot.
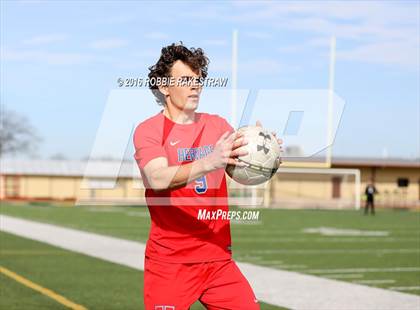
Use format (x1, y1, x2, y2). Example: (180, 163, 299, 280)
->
(226, 126, 281, 185)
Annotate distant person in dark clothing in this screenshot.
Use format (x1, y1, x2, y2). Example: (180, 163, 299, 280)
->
(364, 181, 378, 215)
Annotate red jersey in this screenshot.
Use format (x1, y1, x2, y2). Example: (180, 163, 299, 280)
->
(133, 111, 234, 263)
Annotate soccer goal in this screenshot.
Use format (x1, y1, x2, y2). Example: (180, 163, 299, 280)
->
(228, 167, 361, 210)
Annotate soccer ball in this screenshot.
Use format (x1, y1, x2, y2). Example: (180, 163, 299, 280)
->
(226, 126, 281, 185)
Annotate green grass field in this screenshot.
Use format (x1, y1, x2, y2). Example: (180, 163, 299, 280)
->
(1, 201, 419, 309)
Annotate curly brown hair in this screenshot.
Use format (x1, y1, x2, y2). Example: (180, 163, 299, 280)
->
(148, 42, 209, 105)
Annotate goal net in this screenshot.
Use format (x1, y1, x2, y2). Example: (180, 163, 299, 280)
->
(228, 167, 361, 210)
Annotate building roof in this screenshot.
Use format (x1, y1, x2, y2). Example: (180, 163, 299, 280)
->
(0, 159, 139, 178)
(331, 157, 420, 168)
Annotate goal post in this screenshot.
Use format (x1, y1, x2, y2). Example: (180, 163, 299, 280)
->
(228, 167, 361, 210)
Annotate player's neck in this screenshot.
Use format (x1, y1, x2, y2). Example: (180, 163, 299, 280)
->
(163, 104, 196, 125)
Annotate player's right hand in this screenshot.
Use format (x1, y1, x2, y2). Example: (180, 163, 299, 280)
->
(203, 131, 248, 171)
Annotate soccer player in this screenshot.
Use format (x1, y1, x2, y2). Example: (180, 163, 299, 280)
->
(133, 42, 281, 309)
(364, 180, 378, 215)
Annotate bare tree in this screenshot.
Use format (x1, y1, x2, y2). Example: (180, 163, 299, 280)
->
(0, 106, 42, 157)
(49, 153, 67, 160)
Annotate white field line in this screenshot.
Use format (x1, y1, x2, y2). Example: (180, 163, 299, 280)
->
(234, 229, 420, 233)
(247, 249, 419, 254)
(324, 274, 364, 279)
(353, 280, 396, 285)
(254, 260, 285, 264)
(233, 237, 419, 243)
(234, 255, 265, 261)
(233, 231, 419, 237)
(390, 287, 420, 291)
(233, 233, 420, 239)
(303, 227, 389, 237)
(1, 215, 419, 310)
(307, 267, 420, 274)
(269, 265, 308, 270)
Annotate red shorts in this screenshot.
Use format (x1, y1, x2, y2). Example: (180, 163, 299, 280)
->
(144, 257, 260, 310)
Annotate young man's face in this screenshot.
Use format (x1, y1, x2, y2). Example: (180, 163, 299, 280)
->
(162, 60, 202, 112)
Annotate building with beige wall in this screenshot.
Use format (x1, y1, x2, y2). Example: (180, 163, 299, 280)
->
(0, 158, 418, 209)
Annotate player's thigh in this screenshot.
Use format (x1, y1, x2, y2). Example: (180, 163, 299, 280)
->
(199, 260, 260, 310)
(144, 258, 200, 310)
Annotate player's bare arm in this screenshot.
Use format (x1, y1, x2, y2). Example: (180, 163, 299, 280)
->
(143, 130, 248, 191)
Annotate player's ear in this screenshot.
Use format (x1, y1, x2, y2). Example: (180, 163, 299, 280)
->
(158, 85, 169, 96)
